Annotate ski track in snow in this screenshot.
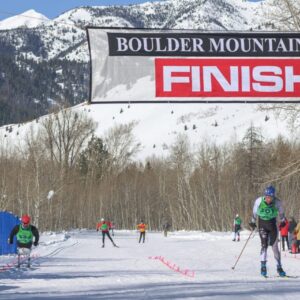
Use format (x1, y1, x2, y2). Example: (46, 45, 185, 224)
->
(0, 230, 300, 299)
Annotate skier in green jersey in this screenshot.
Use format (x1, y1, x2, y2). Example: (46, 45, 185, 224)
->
(8, 214, 39, 267)
(232, 214, 242, 242)
(249, 186, 287, 277)
(8, 214, 39, 249)
(96, 218, 117, 248)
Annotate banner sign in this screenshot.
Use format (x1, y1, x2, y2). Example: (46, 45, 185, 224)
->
(87, 28, 300, 103)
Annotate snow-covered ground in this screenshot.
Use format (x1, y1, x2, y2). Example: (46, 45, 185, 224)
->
(1, 230, 300, 299)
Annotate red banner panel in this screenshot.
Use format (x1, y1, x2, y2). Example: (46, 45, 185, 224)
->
(155, 58, 300, 98)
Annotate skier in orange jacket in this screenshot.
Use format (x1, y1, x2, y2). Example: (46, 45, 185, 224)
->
(137, 220, 147, 243)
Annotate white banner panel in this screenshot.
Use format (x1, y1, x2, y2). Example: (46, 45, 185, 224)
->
(86, 27, 300, 103)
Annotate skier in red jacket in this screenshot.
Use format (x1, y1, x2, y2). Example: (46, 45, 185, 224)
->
(96, 218, 117, 248)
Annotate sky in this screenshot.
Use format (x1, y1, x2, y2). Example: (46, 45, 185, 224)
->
(0, 0, 263, 21)
(0, 0, 156, 21)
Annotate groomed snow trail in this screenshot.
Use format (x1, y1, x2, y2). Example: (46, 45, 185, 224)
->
(1, 230, 300, 299)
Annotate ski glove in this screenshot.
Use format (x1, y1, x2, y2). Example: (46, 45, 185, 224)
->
(249, 222, 257, 230)
(34, 241, 38, 247)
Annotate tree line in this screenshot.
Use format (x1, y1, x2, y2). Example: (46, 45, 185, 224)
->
(1, 105, 300, 232)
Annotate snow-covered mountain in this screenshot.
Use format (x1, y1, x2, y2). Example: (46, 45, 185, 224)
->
(0, 0, 298, 161)
(0, 0, 283, 63)
(0, 9, 49, 30)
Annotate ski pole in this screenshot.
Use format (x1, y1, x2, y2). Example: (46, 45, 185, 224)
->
(231, 229, 255, 270)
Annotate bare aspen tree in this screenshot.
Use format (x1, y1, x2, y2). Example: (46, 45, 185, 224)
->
(257, 104, 300, 182)
(21, 127, 48, 228)
(193, 141, 222, 230)
(104, 121, 141, 172)
(258, 0, 300, 138)
(39, 107, 97, 229)
(169, 134, 194, 229)
(257, 0, 300, 185)
(0, 136, 10, 211)
(41, 107, 97, 171)
(269, 0, 300, 30)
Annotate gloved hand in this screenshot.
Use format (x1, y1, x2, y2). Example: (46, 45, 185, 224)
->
(34, 241, 38, 247)
(249, 222, 257, 230)
(7, 238, 12, 245)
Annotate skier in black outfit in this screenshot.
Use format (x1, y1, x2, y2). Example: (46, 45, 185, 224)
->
(249, 185, 287, 277)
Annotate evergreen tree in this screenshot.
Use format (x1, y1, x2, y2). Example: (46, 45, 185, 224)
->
(78, 136, 110, 180)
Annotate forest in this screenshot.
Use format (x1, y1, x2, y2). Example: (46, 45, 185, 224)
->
(0, 105, 299, 231)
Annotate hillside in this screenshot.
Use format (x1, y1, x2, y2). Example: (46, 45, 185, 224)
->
(0, 101, 293, 161)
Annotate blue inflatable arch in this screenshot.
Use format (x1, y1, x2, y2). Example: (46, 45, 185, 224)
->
(0, 211, 20, 255)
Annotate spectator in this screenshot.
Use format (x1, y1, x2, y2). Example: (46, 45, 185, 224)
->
(294, 220, 300, 253)
(288, 217, 297, 250)
(279, 218, 289, 251)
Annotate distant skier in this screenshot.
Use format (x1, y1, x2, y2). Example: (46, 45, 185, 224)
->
(162, 221, 171, 237)
(249, 185, 287, 277)
(137, 220, 147, 243)
(232, 214, 242, 242)
(8, 214, 39, 268)
(96, 218, 117, 248)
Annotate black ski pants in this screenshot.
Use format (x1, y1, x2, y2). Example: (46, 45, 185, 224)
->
(139, 232, 145, 243)
(102, 231, 114, 245)
(281, 235, 289, 251)
(258, 218, 281, 266)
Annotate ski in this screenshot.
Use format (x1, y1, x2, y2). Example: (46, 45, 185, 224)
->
(262, 275, 298, 279)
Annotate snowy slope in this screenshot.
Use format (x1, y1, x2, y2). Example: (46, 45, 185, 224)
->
(0, 102, 295, 161)
(81, 103, 294, 160)
(0, 9, 49, 30)
(0, 230, 299, 299)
